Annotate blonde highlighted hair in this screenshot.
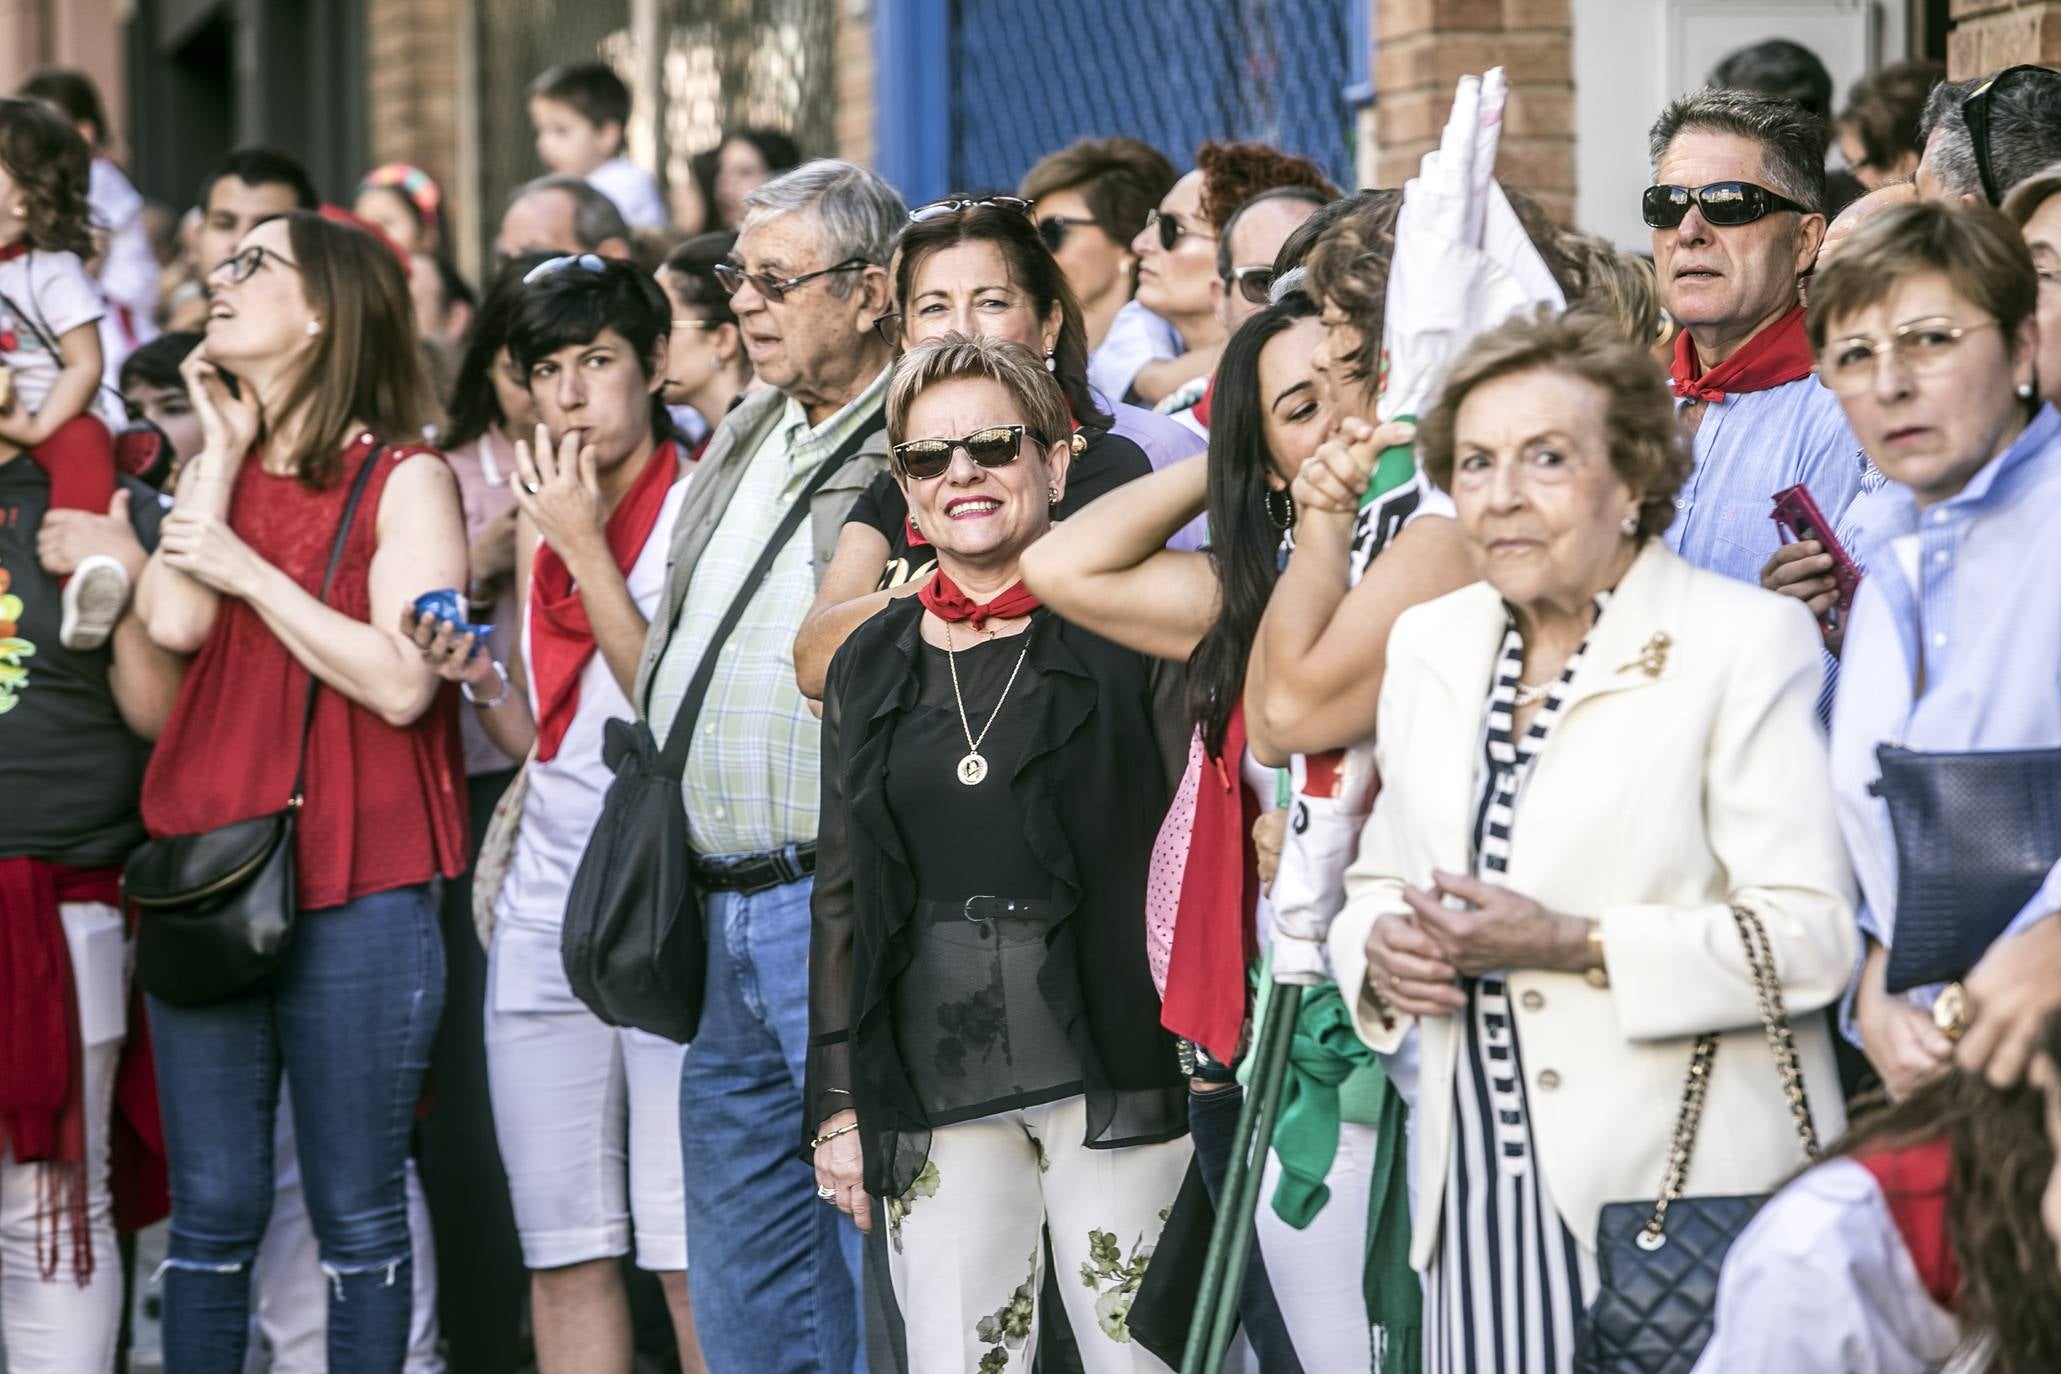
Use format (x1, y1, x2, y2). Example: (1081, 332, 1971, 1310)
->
(886, 333, 1070, 453)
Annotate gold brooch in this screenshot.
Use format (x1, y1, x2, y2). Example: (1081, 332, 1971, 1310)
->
(1617, 631, 1671, 679)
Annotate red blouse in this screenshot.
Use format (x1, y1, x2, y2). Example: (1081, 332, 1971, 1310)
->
(142, 433, 468, 911)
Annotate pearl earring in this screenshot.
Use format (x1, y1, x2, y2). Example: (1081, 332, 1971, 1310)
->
(1620, 513, 1639, 538)
(306, 320, 322, 337)
(1044, 350, 1057, 373)
(2018, 381, 2037, 400)
(1048, 488, 1060, 506)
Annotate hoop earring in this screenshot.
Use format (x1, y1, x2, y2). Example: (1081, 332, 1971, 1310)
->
(1265, 486, 1296, 532)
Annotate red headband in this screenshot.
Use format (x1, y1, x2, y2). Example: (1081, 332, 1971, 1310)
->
(318, 204, 413, 277)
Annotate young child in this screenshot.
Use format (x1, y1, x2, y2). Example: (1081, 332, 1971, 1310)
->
(526, 62, 668, 231)
(0, 95, 128, 651)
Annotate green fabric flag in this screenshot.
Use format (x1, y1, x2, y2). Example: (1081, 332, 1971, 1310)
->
(1365, 1076, 1420, 1373)
(1267, 982, 1372, 1228)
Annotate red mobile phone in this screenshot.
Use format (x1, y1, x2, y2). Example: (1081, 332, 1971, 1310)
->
(1769, 483, 1861, 615)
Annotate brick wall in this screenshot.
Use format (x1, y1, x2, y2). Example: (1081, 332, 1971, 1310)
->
(365, 0, 463, 216)
(1371, 0, 1575, 219)
(1948, 0, 2061, 77)
(834, 0, 875, 167)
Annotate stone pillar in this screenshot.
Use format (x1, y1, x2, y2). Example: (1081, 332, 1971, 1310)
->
(365, 0, 462, 227)
(1371, 0, 1576, 221)
(1948, 0, 2061, 78)
(835, 0, 875, 167)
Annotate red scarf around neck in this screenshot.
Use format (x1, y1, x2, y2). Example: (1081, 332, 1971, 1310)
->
(917, 568, 1041, 630)
(1159, 703, 1260, 1061)
(528, 439, 678, 761)
(1669, 302, 1815, 403)
(1856, 1137, 1962, 1312)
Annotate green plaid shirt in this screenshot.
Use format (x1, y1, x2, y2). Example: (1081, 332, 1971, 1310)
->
(649, 368, 890, 856)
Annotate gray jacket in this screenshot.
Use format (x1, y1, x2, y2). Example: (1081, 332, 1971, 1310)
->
(632, 382, 889, 714)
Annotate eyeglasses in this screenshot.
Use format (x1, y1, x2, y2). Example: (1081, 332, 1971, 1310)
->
(523, 252, 606, 285)
(1143, 207, 1215, 251)
(1036, 215, 1105, 253)
(1641, 181, 1808, 229)
(1818, 316, 1999, 396)
(909, 196, 1034, 224)
(212, 244, 301, 284)
(1227, 265, 1277, 306)
(672, 318, 725, 331)
(871, 311, 903, 348)
(1964, 65, 2060, 207)
(713, 256, 871, 303)
(891, 424, 1027, 480)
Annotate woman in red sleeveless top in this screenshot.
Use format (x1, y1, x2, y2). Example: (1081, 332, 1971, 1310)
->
(1697, 1011, 2061, 1372)
(133, 210, 467, 1373)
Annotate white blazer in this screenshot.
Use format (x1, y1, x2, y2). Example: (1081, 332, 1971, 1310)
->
(1327, 541, 1858, 1270)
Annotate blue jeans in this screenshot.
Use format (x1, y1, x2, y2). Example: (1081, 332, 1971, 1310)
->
(148, 882, 445, 1374)
(681, 868, 864, 1374)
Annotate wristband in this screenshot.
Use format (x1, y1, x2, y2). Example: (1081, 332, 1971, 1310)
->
(462, 658, 510, 709)
(810, 1120, 859, 1150)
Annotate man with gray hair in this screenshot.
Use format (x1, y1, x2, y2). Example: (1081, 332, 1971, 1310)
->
(1915, 65, 2061, 206)
(1647, 88, 1867, 592)
(631, 157, 901, 1372)
(494, 173, 634, 262)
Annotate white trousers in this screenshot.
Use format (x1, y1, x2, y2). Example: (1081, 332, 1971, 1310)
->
(1255, 1121, 1380, 1372)
(251, 1085, 442, 1372)
(484, 927, 688, 1271)
(886, 1095, 1190, 1374)
(0, 902, 127, 1374)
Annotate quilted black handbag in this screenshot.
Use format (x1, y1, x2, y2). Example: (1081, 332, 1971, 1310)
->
(126, 447, 382, 1005)
(1576, 905, 1821, 1374)
(1873, 743, 2061, 994)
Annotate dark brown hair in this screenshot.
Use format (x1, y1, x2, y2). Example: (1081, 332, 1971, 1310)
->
(267, 210, 440, 487)
(1837, 60, 1945, 176)
(1809, 1055, 2061, 1373)
(0, 96, 92, 257)
(1301, 189, 1404, 393)
(1806, 199, 2038, 352)
(1196, 140, 1339, 232)
(1418, 307, 1690, 541)
(1018, 137, 1176, 252)
(891, 202, 1110, 430)
(16, 68, 108, 149)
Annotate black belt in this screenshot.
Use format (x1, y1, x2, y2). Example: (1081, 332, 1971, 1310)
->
(692, 843, 816, 894)
(917, 895, 1053, 924)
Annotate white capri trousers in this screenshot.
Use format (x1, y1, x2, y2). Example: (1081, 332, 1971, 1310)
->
(484, 923, 687, 1272)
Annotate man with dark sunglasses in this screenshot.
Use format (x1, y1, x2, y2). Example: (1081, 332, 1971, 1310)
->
(1915, 66, 2061, 207)
(1213, 186, 1330, 334)
(628, 157, 901, 1374)
(1646, 88, 1867, 595)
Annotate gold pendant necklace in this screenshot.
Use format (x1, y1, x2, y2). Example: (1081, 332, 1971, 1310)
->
(944, 618, 1031, 786)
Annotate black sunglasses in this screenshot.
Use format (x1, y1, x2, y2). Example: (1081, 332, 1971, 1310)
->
(1642, 181, 1808, 229)
(1143, 207, 1214, 251)
(1964, 65, 2060, 207)
(712, 256, 871, 303)
(1036, 214, 1104, 253)
(909, 196, 1034, 225)
(891, 424, 1026, 480)
(1228, 265, 1277, 306)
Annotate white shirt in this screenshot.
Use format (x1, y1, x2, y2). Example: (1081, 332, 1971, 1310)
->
(586, 156, 668, 231)
(89, 158, 159, 381)
(1087, 299, 1182, 408)
(0, 249, 105, 416)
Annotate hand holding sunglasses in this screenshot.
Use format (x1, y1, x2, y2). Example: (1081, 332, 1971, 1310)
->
(891, 424, 1031, 481)
(1642, 181, 1810, 229)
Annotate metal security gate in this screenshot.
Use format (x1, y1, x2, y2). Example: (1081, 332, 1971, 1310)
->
(946, 0, 1357, 193)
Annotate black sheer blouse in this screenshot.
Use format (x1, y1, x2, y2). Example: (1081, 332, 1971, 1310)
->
(808, 600, 1190, 1198)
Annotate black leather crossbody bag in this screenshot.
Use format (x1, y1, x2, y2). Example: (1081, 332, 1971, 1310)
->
(125, 448, 383, 1005)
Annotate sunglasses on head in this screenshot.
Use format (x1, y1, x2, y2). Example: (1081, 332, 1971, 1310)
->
(523, 252, 606, 286)
(1143, 207, 1213, 251)
(909, 196, 1034, 225)
(1228, 265, 1277, 306)
(1036, 214, 1104, 253)
(1641, 181, 1808, 229)
(891, 424, 1026, 481)
(1965, 65, 2061, 207)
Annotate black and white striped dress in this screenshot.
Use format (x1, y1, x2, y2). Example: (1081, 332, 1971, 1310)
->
(1423, 599, 1606, 1374)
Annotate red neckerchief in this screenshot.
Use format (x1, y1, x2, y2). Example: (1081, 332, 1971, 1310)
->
(1159, 702, 1260, 1061)
(0, 860, 120, 1281)
(528, 440, 678, 761)
(0, 241, 30, 265)
(1856, 1138, 1962, 1313)
(917, 568, 1041, 630)
(1669, 302, 1815, 403)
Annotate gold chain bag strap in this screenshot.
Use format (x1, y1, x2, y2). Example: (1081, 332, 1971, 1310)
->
(1575, 904, 1820, 1374)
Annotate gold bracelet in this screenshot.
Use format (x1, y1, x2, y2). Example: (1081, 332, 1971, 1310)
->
(810, 1120, 859, 1150)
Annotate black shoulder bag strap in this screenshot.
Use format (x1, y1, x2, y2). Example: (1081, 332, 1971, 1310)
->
(653, 409, 885, 779)
(284, 445, 384, 807)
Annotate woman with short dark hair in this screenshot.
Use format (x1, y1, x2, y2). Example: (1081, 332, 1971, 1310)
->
(1019, 136, 1175, 357)
(134, 209, 469, 1370)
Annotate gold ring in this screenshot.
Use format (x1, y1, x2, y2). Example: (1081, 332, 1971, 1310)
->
(1933, 981, 1970, 1042)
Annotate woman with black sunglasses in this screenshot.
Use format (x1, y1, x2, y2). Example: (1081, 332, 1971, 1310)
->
(808, 334, 1189, 1373)
(1018, 137, 1176, 359)
(791, 198, 1204, 702)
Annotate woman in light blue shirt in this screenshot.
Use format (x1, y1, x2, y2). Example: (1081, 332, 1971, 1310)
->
(1812, 198, 2061, 1098)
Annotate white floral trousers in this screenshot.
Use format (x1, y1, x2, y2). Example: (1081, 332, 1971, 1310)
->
(885, 1094, 1190, 1374)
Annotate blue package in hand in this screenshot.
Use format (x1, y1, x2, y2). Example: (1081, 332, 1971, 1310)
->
(412, 588, 493, 658)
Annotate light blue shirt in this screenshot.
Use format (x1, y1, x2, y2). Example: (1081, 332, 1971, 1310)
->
(1830, 403, 2061, 1034)
(1108, 400, 1209, 551)
(1088, 300, 1182, 409)
(1664, 375, 1869, 585)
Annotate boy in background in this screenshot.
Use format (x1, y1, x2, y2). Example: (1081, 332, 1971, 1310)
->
(527, 62, 667, 230)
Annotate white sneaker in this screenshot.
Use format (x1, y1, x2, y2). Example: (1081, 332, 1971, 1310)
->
(60, 554, 131, 651)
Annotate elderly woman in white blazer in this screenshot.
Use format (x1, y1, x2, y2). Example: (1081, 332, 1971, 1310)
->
(1323, 311, 1858, 1374)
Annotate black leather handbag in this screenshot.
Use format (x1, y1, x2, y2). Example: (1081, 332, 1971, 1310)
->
(1576, 905, 1821, 1374)
(126, 448, 382, 1006)
(561, 412, 883, 1044)
(1873, 743, 2061, 993)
